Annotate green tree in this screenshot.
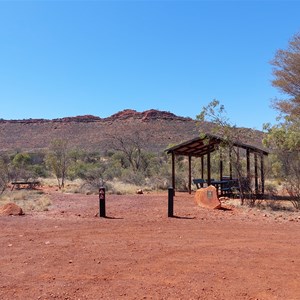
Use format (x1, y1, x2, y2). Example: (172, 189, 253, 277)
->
(11, 153, 33, 181)
(0, 154, 11, 194)
(264, 31, 300, 209)
(270, 31, 300, 117)
(45, 140, 70, 189)
(198, 100, 258, 205)
(109, 131, 148, 173)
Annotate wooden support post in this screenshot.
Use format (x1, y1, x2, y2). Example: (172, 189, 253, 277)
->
(246, 149, 251, 183)
(260, 154, 265, 196)
(219, 149, 223, 181)
(201, 156, 204, 179)
(254, 153, 258, 195)
(207, 148, 211, 185)
(219, 149, 223, 195)
(229, 148, 233, 179)
(172, 152, 175, 196)
(188, 155, 192, 194)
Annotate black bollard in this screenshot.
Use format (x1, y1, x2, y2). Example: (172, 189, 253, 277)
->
(168, 187, 174, 217)
(99, 187, 106, 218)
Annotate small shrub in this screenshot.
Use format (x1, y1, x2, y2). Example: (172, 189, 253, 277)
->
(121, 169, 146, 186)
(265, 182, 278, 199)
(264, 200, 284, 211)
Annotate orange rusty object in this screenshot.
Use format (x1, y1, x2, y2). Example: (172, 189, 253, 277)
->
(194, 185, 221, 209)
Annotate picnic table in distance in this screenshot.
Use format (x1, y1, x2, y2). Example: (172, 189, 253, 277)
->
(11, 181, 41, 191)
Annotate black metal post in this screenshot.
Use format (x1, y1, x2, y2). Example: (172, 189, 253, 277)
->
(99, 187, 106, 218)
(168, 187, 174, 217)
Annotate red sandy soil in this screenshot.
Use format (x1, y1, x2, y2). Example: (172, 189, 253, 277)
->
(0, 191, 299, 300)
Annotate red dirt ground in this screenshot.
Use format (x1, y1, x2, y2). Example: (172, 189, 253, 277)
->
(0, 191, 299, 300)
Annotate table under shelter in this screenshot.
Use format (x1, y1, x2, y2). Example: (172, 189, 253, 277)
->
(166, 133, 269, 197)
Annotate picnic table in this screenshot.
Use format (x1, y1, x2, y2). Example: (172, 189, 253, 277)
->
(212, 179, 240, 197)
(193, 178, 240, 197)
(11, 181, 40, 191)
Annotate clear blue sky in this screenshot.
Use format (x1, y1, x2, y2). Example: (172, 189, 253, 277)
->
(1, 0, 299, 129)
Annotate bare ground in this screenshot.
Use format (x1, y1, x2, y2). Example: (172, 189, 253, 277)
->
(0, 191, 299, 300)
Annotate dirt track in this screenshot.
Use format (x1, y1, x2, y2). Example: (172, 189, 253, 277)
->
(1, 191, 300, 299)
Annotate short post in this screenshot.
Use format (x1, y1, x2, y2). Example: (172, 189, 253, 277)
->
(99, 187, 106, 218)
(168, 187, 174, 217)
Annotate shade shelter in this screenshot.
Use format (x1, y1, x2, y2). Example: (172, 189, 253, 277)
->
(166, 133, 269, 197)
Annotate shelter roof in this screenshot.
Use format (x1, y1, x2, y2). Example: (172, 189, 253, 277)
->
(165, 133, 269, 157)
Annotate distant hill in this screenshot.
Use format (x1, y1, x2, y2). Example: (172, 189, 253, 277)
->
(0, 109, 265, 154)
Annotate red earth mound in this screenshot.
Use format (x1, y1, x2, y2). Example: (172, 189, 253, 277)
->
(0, 203, 24, 216)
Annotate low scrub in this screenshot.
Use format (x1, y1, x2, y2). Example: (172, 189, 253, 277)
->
(0, 190, 51, 212)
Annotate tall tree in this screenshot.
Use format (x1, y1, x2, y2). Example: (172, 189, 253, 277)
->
(264, 31, 300, 209)
(108, 131, 148, 173)
(46, 140, 70, 189)
(271, 31, 300, 118)
(197, 100, 258, 205)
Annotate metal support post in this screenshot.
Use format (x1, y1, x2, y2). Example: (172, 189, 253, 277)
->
(99, 187, 106, 218)
(168, 187, 174, 217)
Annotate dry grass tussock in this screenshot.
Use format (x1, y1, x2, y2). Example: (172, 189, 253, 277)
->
(107, 180, 153, 195)
(28, 177, 161, 196)
(62, 179, 85, 194)
(38, 177, 155, 195)
(220, 197, 299, 223)
(0, 190, 51, 212)
(39, 178, 85, 194)
(60, 178, 158, 195)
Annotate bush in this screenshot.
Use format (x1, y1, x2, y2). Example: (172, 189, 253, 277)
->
(120, 169, 146, 186)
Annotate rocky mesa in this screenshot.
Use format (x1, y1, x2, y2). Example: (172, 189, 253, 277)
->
(0, 109, 264, 154)
(0, 109, 203, 153)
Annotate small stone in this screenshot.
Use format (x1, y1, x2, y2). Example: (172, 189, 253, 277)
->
(45, 241, 50, 245)
(8, 244, 12, 247)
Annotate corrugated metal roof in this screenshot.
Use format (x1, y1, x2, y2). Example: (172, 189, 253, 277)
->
(165, 133, 269, 157)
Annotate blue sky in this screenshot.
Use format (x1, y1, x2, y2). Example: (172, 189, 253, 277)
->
(0, 0, 299, 129)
